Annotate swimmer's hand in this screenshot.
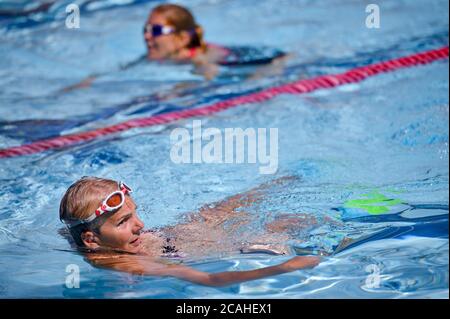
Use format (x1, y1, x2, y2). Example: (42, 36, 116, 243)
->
(278, 256, 321, 272)
(240, 243, 290, 255)
(193, 60, 219, 81)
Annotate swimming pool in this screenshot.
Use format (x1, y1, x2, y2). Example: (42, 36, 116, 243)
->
(0, 0, 448, 298)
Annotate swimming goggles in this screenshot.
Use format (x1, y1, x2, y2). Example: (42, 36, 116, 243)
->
(143, 24, 176, 37)
(64, 181, 132, 229)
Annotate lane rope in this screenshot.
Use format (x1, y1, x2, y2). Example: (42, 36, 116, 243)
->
(0, 46, 448, 158)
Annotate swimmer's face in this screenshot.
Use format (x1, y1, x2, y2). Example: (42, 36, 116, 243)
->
(81, 197, 145, 254)
(144, 12, 190, 60)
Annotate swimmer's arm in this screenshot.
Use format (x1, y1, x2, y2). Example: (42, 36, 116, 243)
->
(192, 45, 228, 81)
(118, 54, 147, 70)
(246, 53, 293, 81)
(58, 54, 147, 93)
(152, 256, 320, 287)
(91, 254, 319, 287)
(197, 175, 300, 220)
(192, 58, 219, 81)
(59, 74, 99, 93)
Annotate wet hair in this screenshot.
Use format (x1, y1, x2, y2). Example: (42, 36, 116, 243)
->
(59, 176, 119, 247)
(152, 4, 206, 51)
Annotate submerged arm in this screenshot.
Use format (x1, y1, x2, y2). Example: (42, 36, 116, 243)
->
(168, 256, 320, 287)
(196, 175, 300, 222)
(89, 254, 319, 287)
(58, 54, 147, 93)
(246, 52, 294, 81)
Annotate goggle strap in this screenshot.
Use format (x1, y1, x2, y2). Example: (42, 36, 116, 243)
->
(64, 213, 96, 228)
(119, 181, 132, 194)
(84, 214, 97, 223)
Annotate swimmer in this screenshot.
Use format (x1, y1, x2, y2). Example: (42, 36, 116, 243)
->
(143, 3, 225, 79)
(144, 4, 288, 79)
(59, 176, 320, 287)
(61, 3, 287, 91)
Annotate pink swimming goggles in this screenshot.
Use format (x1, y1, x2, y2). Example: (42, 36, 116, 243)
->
(64, 181, 132, 228)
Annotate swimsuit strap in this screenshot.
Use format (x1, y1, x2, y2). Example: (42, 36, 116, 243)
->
(206, 43, 232, 56)
(188, 47, 198, 59)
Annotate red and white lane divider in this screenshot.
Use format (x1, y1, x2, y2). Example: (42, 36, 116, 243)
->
(0, 46, 448, 158)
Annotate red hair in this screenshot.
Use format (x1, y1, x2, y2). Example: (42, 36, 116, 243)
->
(152, 4, 206, 51)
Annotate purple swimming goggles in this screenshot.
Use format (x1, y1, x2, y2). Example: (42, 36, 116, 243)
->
(143, 24, 176, 37)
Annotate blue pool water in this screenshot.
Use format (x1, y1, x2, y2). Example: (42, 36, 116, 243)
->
(0, 0, 448, 298)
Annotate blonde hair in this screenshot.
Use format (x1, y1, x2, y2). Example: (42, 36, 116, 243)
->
(152, 4, 207, 52)
(59, 176, 119, 247)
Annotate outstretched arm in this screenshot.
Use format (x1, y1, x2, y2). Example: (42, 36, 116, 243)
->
(89, 254, 319, 287)
(246, 53, 293, 81)
(58, 54, 147, 93)
(172, 256, 320, 287)
(59, 74, 99, 93)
